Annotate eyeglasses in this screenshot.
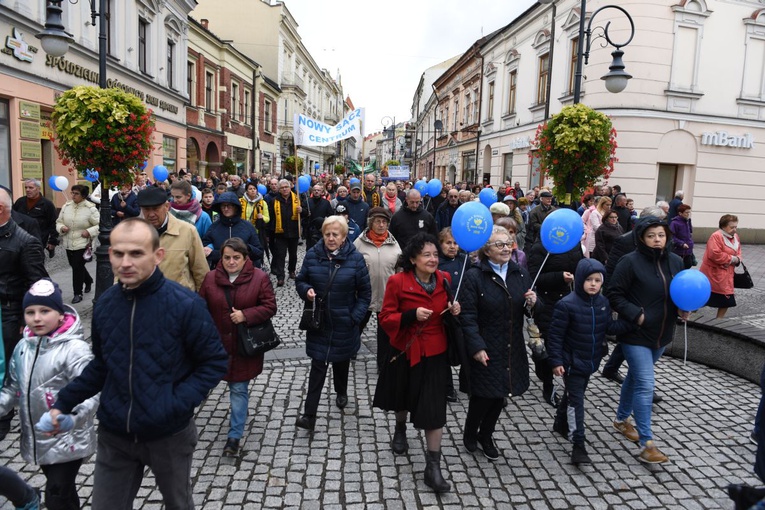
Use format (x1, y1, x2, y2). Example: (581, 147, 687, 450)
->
(490, 241, 512, 249)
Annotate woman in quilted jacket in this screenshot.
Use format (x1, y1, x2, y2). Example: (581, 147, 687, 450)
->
(294, 216, 371, 432)
(199, 237, 276, 458)
(459, 226, 537, 462)
(55, 184, 99, 304)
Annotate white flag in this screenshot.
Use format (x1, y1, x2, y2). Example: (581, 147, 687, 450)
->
(294, 108, 365, 147)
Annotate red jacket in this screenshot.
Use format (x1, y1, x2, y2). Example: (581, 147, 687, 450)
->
(380, 271, 451, 367)
(199, 259, 277, 382)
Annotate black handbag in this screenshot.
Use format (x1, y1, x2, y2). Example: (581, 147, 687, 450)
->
(298, 263, 340, 332)
(223, 288, 281, 357)
(441, 275, 466, 367)
(734, 262, 754, 289)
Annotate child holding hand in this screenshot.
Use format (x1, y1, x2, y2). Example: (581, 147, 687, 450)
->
(0, 280, 98, 510)
(547, 259, 632, 465)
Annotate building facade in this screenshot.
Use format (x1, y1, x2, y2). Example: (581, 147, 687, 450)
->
(190, 0, 345, 178)
(0, 0, 192, 203)
(411, 0, 765, 240)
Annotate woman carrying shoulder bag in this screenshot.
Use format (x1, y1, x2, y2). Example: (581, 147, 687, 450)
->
(199, 237, 277, 457)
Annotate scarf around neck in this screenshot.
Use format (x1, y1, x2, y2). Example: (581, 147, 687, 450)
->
(367, 229, 388, 247)
(170, 198, 202, 225)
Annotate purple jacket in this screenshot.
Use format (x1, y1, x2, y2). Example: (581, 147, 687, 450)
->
(669, 215, 693, 257)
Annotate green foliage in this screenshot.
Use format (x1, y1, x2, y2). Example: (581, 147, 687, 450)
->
(384, 159, 400, 167)
(531, 103, 618, 203)
(334, 164, 345, 175)
(223, 158, 236, 174)
(51, 86, 155, 188)
(284, 156, 304, 173)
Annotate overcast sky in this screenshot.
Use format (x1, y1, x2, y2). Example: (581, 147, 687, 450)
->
(284, 0, 539, 134)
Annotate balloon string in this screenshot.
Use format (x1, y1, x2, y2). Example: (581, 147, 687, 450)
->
(530, 252, 550, 290)
(683, 320, 688, 366)
(452, 253, 469, 303)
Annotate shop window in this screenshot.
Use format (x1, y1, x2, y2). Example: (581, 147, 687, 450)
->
(163, 136, 177, 173)
(655, 164, 678, 204)
(0, 99, 9, 188)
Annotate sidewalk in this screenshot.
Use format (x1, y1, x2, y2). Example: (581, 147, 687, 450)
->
(1, 244, 763, 509)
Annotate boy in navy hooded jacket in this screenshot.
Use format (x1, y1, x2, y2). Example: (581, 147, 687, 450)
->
(547, 258, 632, 465)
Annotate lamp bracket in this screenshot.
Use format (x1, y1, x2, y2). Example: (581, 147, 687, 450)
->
(583, 5, 635, 65)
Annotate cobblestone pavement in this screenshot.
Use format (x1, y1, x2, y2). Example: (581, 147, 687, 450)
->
(2, 244, 763, 509)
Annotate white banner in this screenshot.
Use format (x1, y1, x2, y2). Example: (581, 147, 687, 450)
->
(294, 108, 365, 147)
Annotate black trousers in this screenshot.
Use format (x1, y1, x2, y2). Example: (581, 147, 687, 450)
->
(555, 372, 591, 445)
(464, 395, 504, 439)
(303, 359, 350, 416)
(65, 248, 92, 295)
(2, 309, 22, 380)
(41, 458, 83, 510)
(272, 236, 298, 279)
(603, 343, 625, 374)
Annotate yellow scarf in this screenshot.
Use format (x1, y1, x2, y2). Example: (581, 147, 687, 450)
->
(274, 192, 298, 234)
(363, 189, 381, 207)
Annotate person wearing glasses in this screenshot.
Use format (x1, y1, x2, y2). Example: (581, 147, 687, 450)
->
(55, 185, 99, 304)
(388, 189, 438, 249)
(592, 209, 623, 265)
(459, 226, 537, 461)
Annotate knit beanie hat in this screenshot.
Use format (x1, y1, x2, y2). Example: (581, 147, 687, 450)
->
(23, 280, 65, 315)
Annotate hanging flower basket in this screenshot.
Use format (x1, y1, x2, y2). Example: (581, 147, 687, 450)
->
(530, 103, 618, 203)
(51, 85, 155, 189)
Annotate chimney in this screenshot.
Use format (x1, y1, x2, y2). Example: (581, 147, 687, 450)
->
(201, 19, 209, 30)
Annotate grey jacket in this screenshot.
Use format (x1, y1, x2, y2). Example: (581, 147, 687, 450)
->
(354, 230, 402, 312)
(0, 306, 98, 465)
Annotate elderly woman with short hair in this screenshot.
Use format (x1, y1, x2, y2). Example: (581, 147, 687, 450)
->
(295, 216, 371, 432)
(55, 184, 99, 303)
(700, 214, 743, 319)
(459, 226, 537, 461)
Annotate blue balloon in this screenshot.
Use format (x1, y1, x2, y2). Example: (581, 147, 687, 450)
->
(152, 165, 168, 182)
(539, 208, 585, 254)
(314, 163, 320, 171)
(451, 202, 494, 252)
(140, 160, 148, 170)
(84, 169, 99, 182)
(257, 184, 267, 195)
(428, 179, 443, 197)
(478, 187, 497, 208)
(297, 175, 311, 193)
(414, 179, 428, 196)
(48, 175, 62, 192)
(670, 269, 712, 312)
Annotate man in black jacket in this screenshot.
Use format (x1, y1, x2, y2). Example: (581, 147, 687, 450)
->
(526, 190, 556, 249)
(269, 179, 302, 286)
(12, 179, 58, 256)
(0, 186, 48, 439)
(389, 189, 438, 248)
(302, 183, 334, 249)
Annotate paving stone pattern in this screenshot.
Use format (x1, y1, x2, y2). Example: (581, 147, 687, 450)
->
(2, 244, 764, 509)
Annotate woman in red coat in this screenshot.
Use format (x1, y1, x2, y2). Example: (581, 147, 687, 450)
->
(700, 214, 743, 319)
(373, 232, 460, 494)
(199, 237, 277, 457)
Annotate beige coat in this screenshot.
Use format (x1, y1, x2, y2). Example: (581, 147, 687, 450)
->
(354, 230, 401, 312)
(56, 199, 100, 251)
(160, 214, 209, 291)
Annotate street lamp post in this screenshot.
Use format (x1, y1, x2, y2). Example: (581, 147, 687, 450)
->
(37, 0, 114, 300)
(381, 116, 396, 165)
(539, 0, 635, 104)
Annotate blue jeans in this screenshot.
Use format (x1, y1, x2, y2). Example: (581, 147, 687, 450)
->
(228, 380, 250, 440)
(616, 343, 665, 446)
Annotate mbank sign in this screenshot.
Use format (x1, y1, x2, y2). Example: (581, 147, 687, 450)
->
(700, 131, 754, 149)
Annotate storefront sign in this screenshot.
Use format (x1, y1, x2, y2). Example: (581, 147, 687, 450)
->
(3, 27, 36, 63)
(21, 161, 42, 179)
(40, 121, 54, 140)
(19, 101, 40, 120)
(20, 141, 41, 160)
(701, 131, 754, 149)
(19, 120, 40, 139)
(44, 55, 179, 114)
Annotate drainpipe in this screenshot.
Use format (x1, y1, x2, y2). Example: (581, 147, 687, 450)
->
(476, 52, 484, 185)
(252, 67, 260, 174)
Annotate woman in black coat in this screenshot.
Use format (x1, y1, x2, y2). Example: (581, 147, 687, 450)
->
(606, 217, 687, 464)
(294, 215, 371, 432)
(527, 239, 583, 406)
(459, 226, 537, 460)
(592, 209, 623, 264)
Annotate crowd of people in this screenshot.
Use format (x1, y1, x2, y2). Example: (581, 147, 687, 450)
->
(0, 171, 756, 506)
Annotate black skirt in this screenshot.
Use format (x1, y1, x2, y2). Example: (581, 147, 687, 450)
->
(373, 349, 449, 430)
(707, 291, 736, 309)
